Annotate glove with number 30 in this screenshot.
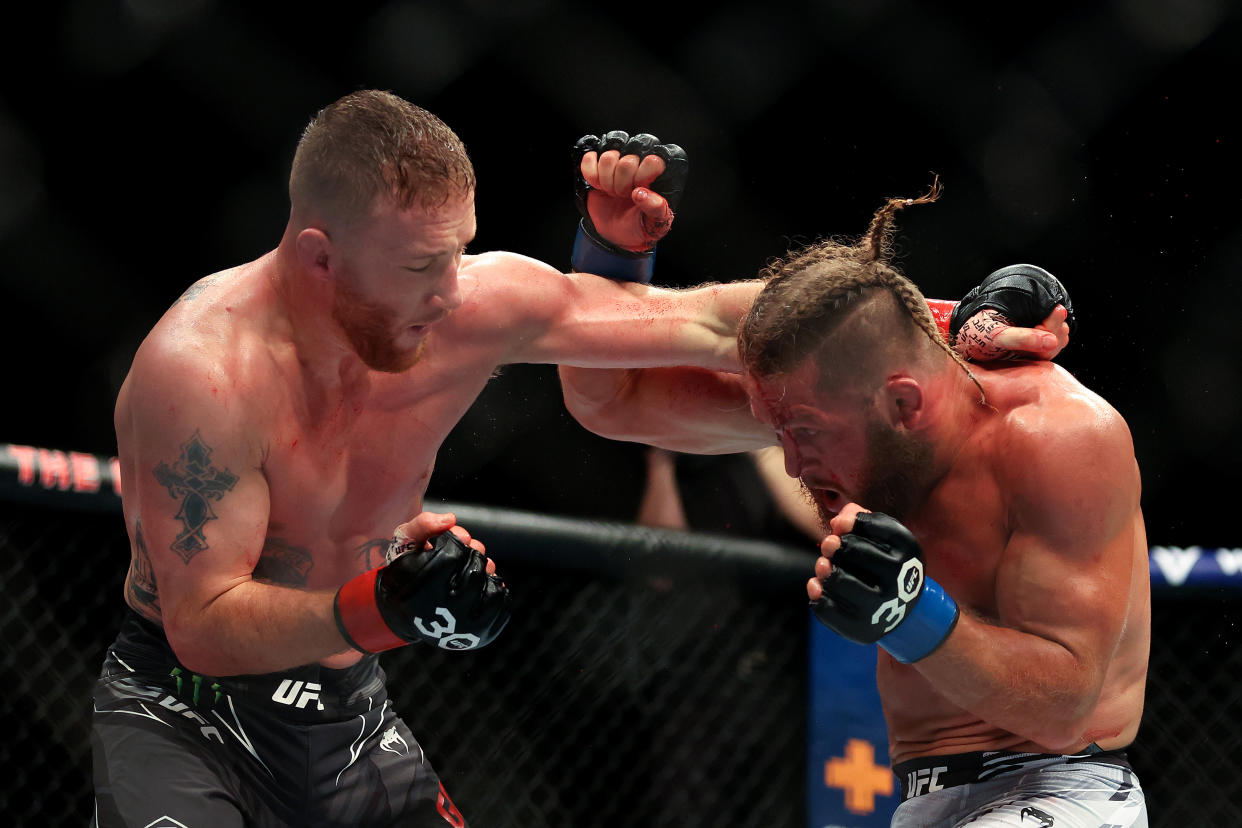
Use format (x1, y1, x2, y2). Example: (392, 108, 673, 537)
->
(335, 533, 510, 653)
(811, 512, 959, 664)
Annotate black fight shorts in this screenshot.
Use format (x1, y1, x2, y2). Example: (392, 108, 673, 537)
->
(91, 611, 467, 827)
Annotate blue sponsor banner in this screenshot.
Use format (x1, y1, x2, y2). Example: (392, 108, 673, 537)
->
(1148, 546, 1242, 588)
(807, 617, 897, 828)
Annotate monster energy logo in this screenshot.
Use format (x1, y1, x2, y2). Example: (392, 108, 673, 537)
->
(169, 667, 223, 708)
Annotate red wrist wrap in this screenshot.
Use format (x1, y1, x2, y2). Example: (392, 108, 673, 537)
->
(334, 568, 406, 653)
(926, 299, 957, 340)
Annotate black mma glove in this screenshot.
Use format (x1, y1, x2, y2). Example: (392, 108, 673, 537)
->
(570, 130, 688, 282)
(812, 512, 959, 664)
(335, 532, 510, 653)
(949, 263, 1077, 346)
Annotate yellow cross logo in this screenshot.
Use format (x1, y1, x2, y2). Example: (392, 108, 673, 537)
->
(825, 738, 894, 814)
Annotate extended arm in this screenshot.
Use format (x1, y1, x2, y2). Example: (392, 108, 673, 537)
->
(557, 296, 1069, 454)
(557, 136, 1071, 454)
(473, 250, 761, 372)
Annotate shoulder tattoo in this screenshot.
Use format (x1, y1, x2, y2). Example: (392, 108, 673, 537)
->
(175, 274, 220, 305)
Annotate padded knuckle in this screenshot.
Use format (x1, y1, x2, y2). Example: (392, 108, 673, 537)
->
(599, 130, 629, 152)
(573, 134, 601, 156)
(626, 133, 659, 155)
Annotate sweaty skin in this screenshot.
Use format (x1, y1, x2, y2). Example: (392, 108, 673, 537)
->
(115, 187, 758, 678)
(753, 359, 1149, 761)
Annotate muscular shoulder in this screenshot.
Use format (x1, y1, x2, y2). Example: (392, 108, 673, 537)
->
(462, 250, 563, 306)
(119, 276, 278, 452)
(986, 363, 1139, 543)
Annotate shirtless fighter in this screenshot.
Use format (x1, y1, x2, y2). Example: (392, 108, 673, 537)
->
(92, 91, 755, 827)
(563, 191, 1148, 826)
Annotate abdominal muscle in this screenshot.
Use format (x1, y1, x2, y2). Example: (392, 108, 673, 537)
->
(879, 657, 1036, 763)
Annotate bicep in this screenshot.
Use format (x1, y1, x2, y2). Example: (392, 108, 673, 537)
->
(993, 419, 1140, 664)
(477, 254, 750, 371)
(126, 381, 269, 628)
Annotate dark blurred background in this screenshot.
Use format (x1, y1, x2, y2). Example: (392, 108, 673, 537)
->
(1, 0, 1239, 548)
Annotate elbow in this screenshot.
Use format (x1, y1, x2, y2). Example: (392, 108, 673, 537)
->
(163, 623, 212, 675)
(1024, 681, 1104, 751)
(162, 604, 235, 677)
(1028, 718, 1093, 753)
(558, 367, 633, 439)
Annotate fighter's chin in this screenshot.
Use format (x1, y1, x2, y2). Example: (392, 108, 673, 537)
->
(361, 338, 427, 374)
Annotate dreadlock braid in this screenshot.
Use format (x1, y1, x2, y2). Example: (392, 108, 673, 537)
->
(738, 176, 987, 404)
(879, 268, 987, 404)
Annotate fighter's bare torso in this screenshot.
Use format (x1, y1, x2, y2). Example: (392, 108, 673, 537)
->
(115, 245, 751, 667)
(880, 362, 1150, 761)
(114, 253, 512, 621)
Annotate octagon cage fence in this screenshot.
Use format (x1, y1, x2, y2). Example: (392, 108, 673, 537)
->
(1, 443, 1239, 827)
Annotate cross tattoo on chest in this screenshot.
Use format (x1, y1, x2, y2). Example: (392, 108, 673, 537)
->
(153, 430, 239, 564)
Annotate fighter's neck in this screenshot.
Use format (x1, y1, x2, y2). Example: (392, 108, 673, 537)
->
(263, 243, 372, 397)
(921, 364, 998, 481)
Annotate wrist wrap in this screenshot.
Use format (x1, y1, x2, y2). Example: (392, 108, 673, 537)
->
(879, 577, 960, 664)
(334, 568, 405, 653)
(571, 221, 655, 283)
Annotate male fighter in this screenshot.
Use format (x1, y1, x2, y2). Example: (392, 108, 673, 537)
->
(93, 90, 751, 827)
(564, 189, 1149, 826)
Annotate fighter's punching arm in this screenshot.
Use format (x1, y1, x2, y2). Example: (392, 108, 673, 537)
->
(556, 296, 1070, 455)
(809, 393, 1142, 751)
(555, 135, 1069, 451)
(543, 133, 1068, 374)
(470, 250, 761, 373)
(123, 350, 507, 676)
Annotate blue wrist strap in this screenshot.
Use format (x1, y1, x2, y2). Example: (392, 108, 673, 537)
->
(571, 221, 655, 284)
(880, 577, 960, 664)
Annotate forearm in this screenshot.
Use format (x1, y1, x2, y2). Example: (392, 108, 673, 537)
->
(164, 581, 349, 676)
(677, 280, 762, 369)
(914, 612, 1101, 750)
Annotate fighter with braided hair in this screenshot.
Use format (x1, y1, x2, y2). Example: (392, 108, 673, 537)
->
(562, 187, 1148, 827)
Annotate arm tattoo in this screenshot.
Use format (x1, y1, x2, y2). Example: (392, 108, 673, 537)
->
(125, 520, 161, 619)
(355, 538, 391, 570)
(253, 538, 314, 586)
(152, 430, 239, 564)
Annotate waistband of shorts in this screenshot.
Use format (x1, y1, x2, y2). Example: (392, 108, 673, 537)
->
(893, 744, 1132, 801)
(103, 609, 387, 721)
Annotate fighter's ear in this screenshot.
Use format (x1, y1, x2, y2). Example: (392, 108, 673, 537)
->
(295, 227, 335, 283)
(883, 375, 924, 429)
